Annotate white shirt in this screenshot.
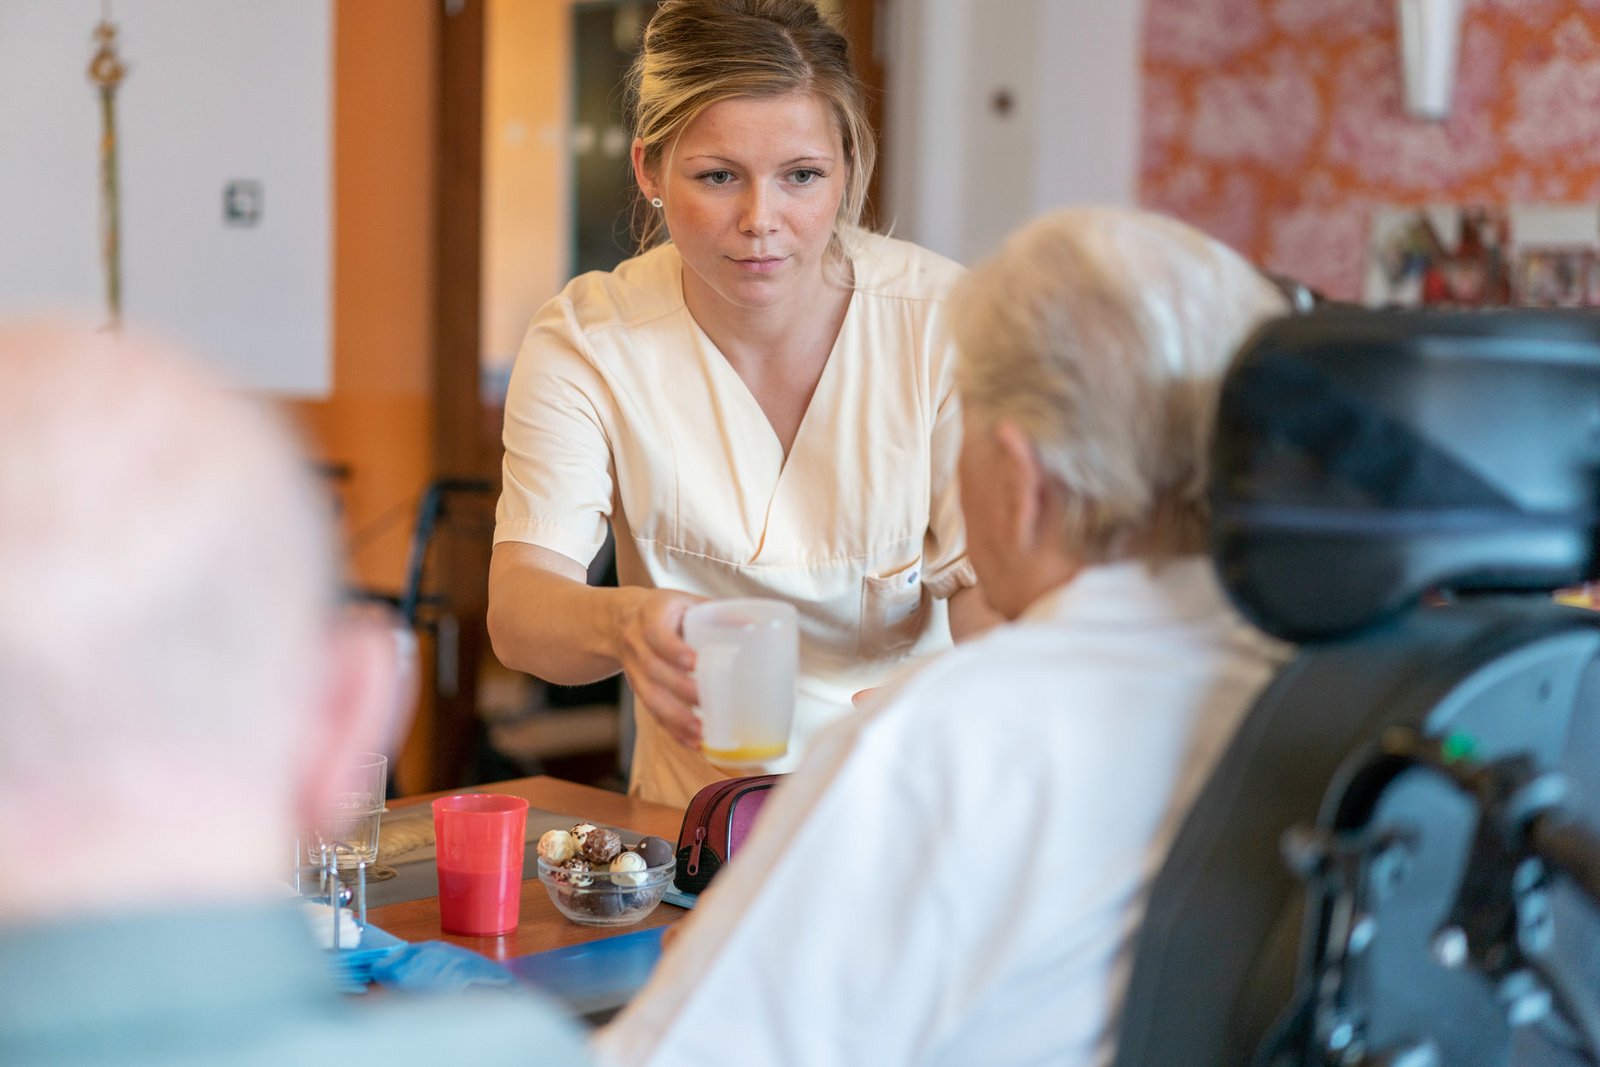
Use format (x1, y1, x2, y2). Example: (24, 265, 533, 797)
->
(495, 233, 974, 807)
(593, 558, 1288, 1067)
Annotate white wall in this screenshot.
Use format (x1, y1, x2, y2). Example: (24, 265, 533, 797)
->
(0, 0, 331, 396)
(881, 0, 1141, 265)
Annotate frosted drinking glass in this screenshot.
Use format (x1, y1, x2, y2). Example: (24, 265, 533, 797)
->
(684, 598, 798, 765)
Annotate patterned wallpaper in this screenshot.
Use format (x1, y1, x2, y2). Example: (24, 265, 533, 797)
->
(1139, 0, 1600, 300)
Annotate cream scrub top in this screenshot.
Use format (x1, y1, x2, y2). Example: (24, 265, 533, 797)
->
(494, 230, 975, 807)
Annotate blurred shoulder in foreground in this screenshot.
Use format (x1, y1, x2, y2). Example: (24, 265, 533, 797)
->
(0, 320, 587, 1066)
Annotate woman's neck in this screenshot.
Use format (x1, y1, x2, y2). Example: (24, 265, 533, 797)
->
(681, 252, 851, 370)
(679, 249, 854, 458)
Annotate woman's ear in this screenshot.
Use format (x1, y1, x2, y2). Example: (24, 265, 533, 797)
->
(631, 138, 656, 202)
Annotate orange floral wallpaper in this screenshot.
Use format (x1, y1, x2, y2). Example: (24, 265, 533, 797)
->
(1139, 0, 1600, 300)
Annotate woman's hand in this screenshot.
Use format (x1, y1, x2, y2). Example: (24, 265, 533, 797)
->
(488, 543, 712, 748)
(616, 587, 708, 748)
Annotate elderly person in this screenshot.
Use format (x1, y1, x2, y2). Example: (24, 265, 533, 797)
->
(593, 207, 1291, 1066)
(0, 323, 585, 1065)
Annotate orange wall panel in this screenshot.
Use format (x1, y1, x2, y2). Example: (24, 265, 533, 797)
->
(482, 0, 573, 380)
(282, 0, 437, 594)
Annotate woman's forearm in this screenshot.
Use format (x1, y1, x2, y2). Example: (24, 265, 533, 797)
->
(487, 541, 636, 684)
(948, 582, 1004, 641)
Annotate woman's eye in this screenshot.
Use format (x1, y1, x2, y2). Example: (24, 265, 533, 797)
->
(699, 170, 734, 186)
(790, 169, 824, 186)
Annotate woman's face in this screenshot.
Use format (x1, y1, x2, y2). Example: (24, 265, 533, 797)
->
(635, 91, 847, 315)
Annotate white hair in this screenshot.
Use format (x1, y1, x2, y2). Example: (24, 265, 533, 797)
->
(950, 207, 1289, 562)
(0, 322, 335, 878)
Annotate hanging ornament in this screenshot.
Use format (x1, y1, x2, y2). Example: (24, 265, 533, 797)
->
(87, 5, 127, 330)
(1397, 0, 1463, 121)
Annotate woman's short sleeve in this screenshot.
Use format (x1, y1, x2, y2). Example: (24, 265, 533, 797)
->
(493, 298, 617, 569)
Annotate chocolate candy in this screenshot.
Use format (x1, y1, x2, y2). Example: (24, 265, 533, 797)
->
(634, 835, 674, 868)
(581, 828, 622, 864)
(564, 858, 594, 887)
(582, 890, 625, 920)
(537, 828, 578, 864)
(610, 850, 648, 887)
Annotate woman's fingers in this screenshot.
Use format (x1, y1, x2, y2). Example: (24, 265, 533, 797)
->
(646, 694, 703, 748)
(620, 589, 706, 749)
(642, 594, 697, 669)
(632, 633, 698, 706)
(630, 661, 702, 747)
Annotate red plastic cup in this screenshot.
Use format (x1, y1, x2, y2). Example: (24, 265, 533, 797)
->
(432, 793, 530, 936)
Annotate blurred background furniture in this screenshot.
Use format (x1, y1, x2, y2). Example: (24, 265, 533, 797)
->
(348, 476, 626, 795)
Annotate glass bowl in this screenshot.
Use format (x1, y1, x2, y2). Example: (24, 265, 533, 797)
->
(536, 854, 676, 927)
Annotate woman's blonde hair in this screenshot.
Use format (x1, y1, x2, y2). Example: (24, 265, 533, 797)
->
(950, 207, 1289, 563)
(626, 0, 876, 262)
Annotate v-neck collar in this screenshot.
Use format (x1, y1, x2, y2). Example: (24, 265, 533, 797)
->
(675, 252, 859, 562)
(679, 259, 858, 472)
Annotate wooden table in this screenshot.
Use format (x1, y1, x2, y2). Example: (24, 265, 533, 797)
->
(368, 776, 687, 961)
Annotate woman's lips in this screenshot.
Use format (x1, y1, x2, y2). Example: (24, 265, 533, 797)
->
(731, 255, 786, 274)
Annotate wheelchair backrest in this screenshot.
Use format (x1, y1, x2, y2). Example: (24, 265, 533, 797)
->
(1212, 308, 1600, 641)
(1115, 308, 1600, 1066)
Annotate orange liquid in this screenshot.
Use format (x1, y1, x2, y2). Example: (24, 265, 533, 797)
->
(702, 742, 787, 763)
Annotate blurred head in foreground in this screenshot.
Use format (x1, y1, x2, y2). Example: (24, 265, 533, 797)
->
(0, 321, 399, 921)
(949, 206, 1288, 618)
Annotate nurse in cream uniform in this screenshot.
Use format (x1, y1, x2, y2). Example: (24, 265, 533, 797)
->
(487, 0, 997, 808)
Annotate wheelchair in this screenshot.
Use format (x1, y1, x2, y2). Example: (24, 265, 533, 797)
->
(1115, 308, 1600, 1067)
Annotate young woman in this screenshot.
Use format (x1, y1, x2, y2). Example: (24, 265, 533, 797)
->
(488, 0, 995, 806)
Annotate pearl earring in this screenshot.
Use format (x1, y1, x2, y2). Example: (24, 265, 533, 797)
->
(650, 197, 663, 209)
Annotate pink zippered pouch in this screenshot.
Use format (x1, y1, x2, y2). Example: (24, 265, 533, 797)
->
(672, 774, 783, 897)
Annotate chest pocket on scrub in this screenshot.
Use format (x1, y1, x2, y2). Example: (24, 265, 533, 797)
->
(858, 557, 929, 659)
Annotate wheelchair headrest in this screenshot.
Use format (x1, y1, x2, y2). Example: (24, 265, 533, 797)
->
(1211, 307, 1600, 642)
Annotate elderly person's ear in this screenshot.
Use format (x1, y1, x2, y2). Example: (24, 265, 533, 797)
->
(992, 419, 1053, 551)
(295, 606, 416, 824)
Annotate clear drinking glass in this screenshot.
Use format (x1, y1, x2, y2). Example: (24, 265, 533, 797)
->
(307, 752, 388, 870)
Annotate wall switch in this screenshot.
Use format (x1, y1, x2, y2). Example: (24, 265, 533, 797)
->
(223, 179, 262, 227)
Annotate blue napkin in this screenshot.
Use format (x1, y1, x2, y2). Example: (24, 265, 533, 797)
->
(506, 925, 666, 1023)
(325, 922, 406, 993)
(369, 941, 520, 993)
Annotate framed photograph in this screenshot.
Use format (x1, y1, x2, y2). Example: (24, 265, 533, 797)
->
(1364, 205, 1511, 308)
(1365, 204, 1600, 309)
(1517, 248, 1593, 307)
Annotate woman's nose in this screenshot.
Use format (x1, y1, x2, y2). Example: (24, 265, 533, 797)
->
(738, 186, 778, 236)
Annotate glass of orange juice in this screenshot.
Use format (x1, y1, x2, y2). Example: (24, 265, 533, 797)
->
(685, 598, 798, 765)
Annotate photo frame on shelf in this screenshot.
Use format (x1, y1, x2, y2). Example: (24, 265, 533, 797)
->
(1364, 203, 1600, 309)
(1517, 247, 1594, 308)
